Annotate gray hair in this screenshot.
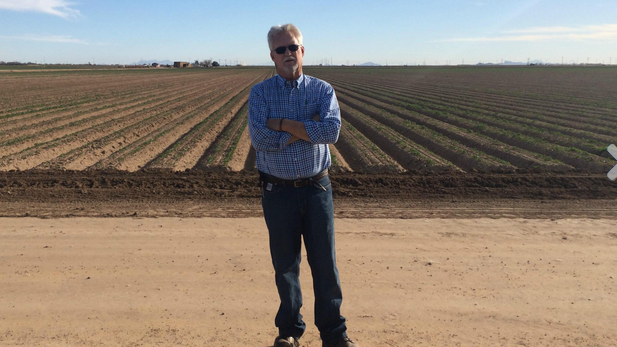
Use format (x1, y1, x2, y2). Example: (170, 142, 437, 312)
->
(267, 24, 303, 51)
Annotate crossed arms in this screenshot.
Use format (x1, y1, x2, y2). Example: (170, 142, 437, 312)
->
(248, 86, 341, 152)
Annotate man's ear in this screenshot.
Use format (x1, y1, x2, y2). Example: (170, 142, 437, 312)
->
(270, 51, 276, 62)
(301, 45, 305, 57)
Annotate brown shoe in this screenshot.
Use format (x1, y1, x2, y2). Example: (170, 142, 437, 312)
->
(323, 336, 359, 347)
(274, 335, 300, 347)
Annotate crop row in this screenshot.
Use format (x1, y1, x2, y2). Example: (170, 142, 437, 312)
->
(304, 69, 613, 173)
(333, 70, 616, 119)
(333, 76, 616, 134)
(0, 70, 268, 171)
(331, 79, 612, 154)
(2, 67, 615, 174)
(0, 73, 243, 154)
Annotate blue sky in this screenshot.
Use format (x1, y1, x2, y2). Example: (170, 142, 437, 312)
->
(1, 0, 616, 65)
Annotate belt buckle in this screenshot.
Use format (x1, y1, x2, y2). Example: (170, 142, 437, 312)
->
(293, 180, 304, 187)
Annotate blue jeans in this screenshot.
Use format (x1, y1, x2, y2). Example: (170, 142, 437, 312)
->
(261, 174, 347, 343)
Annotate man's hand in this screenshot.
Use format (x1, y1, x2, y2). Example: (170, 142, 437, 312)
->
(286, 135, 300, 145)
(267, 118, 282, 131)
(268, 114, 320, 132)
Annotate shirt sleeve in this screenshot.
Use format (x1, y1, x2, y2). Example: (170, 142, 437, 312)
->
(248, 85, 293, 151)
(304, 85, 341, 144)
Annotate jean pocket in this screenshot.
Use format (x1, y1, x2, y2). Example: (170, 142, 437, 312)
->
(262, 182, 284, 194)
(313, 176, 331, 191)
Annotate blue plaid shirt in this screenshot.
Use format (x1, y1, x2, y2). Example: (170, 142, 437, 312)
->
(248, 74, 341, 180)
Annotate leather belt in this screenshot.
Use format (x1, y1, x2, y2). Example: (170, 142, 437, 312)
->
(260, 169, 329, 188)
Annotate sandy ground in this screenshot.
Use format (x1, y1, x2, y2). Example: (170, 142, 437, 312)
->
(1, 217, 616, 347)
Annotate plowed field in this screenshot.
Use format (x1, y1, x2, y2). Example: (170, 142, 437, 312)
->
(1, 66, 616, 217)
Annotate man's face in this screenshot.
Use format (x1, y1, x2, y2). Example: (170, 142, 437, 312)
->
(270, 31, 304, 79)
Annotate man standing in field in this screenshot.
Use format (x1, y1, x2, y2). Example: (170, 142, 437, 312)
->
(248, 24, 359, 347)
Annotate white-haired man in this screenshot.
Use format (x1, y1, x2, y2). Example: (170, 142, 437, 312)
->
(248, 24, 359, 347)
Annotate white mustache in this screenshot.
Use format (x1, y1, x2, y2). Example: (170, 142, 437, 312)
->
(284, 57, 296, 63)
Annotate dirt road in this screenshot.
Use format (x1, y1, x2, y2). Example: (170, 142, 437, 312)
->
(2, 217, 616, 347)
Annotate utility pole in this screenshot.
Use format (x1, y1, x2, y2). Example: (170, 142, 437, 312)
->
(562, 56, 563, 65)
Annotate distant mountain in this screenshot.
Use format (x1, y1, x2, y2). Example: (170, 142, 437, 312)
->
(503, 61, 526, 65)
(359, 62, 381, 66)
(131, 59, 174, 66)
(476, 60, 547, 66)
(503, 60, 546, 65)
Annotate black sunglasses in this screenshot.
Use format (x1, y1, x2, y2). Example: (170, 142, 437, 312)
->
(273, 44, 301, 54)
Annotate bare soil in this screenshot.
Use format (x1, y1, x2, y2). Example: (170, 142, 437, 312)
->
(1, 217, 616, 347)
(0, 170, 615, 218)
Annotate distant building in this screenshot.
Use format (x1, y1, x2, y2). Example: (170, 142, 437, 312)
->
(152, 63, 159, 67)
(174, 61, 191, 68)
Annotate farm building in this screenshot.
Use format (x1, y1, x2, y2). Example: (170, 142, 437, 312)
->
(174, 61, 191, 68)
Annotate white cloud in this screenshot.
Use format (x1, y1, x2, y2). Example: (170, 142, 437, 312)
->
(443, 24, 617, 42)
(0, 34, 89, 44)
(502, 26, 581, 34)
(0, 0, 80, 19)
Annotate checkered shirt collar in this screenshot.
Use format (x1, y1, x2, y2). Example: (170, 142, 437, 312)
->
(275, 73, 304, 89)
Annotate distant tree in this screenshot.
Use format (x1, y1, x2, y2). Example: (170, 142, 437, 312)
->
(194, 60, 199, 66)
(212, 61, 220, 67)
(201, 59, 213, 68)
(0, 61, 5, 65)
